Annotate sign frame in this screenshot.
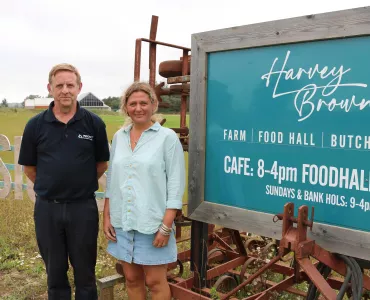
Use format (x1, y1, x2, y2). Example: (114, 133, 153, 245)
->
(188, 6, 370, 260)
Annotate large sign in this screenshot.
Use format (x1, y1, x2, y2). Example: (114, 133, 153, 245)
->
(188, 7, 370, 260)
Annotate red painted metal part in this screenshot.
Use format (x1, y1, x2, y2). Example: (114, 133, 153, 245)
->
(134, 39, 141, 81)
(159, 60, 191, 78)
(247, 275, 297, 300)
(141, 38, 191, 51)
(220, 253, 283, 300)
(133, 15, 190, 153)
(180, 49, 189, 129)
(148, 16, 158, 87)
(167, 75, 191, 84)
(312, 244, 370, 291)
(166, 203, 370, 299)
(299, 257, 337, 299)
(169, 283, 211, 300)
(170, 227, 370, 299)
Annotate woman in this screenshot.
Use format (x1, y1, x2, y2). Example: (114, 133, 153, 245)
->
(103, 82, 185, 300)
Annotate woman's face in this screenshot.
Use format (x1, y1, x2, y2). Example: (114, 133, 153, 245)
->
(126, 91, 155, 126)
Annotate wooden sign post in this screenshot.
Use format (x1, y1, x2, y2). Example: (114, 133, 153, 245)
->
(188, 6, 370, 260)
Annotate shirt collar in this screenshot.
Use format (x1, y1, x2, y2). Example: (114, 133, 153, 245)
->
(123, 121, 161, 133)
(44, 101, 84, 123)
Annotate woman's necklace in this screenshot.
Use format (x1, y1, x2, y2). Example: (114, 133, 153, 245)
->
(130, 122, 153, 146)
(130, 130, 141, 146)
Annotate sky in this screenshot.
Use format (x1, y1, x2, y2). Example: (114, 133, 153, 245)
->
(0, 0, 369, 103)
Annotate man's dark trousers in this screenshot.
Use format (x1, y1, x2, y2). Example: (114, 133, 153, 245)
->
(34, 196, 99, 300)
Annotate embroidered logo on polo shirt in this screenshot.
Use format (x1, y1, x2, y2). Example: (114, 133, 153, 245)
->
(78, 134, 94, 141)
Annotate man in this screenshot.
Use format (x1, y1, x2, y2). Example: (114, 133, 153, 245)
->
(19, 63, 110, 300)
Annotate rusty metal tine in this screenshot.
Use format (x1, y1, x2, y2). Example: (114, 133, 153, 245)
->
(282, 203, 294, 236)
(211, 233, 238, 254)
(180, 50, 189, 128)
(253, 275, 296, 300)
(312, 244, 370, 291)
(134, 39, 142, 81)
(148, 16, 158, 70)
(141, 38, 191, 51)
(312, 244, 347, 275)
(220, 253, 283, 300)
(149, 43, 157, 87)
(298, 258, 337, 300)
(230, 229, 248, 256)
(311, 206, 315, 228)
(148, 16, 158, 87)
(250, 292, 268, 300)
(169, 282, 211, 300)
(297, 206, 308, 244)
(149, 15, 158, 40)
(244, 274, 309, 300)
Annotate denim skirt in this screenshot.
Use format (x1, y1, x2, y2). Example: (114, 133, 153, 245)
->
(107, 228, 177, 265)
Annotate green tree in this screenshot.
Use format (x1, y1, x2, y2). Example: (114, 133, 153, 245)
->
(1, 98, 8, 107)
(102, 96, 121, 110)
(25, 94, 42, 100)
(22, 94, 43, 107)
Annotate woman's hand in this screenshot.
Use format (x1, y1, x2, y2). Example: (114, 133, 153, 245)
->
(103, 198, 116, 242)
(103, 214, 116, 242)
(153, 230, 171, 248)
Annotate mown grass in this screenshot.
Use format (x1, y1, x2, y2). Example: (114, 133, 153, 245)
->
(0, 108, 190, 299)
(0, 109, 316, 300)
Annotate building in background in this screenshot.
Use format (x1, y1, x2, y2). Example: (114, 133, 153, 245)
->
(24, 93, 111, 111)
(78, 92, 111, 110)
(24, 98, 53, 109)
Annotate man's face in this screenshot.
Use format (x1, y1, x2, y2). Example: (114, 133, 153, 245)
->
(47, 71, 82, 109)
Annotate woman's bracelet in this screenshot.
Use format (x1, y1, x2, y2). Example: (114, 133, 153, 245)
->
(159, 223, 172, 236)
(161, 223, 171, 231)
(159, 227, 171, 236)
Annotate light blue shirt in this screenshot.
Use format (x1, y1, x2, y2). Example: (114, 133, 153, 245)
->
(105, 122, 185, 234)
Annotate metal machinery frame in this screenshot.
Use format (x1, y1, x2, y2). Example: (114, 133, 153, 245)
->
(98, 14, 370, 300)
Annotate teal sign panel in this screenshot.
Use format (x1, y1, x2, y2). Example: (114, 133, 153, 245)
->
(205, 36, 370, 232)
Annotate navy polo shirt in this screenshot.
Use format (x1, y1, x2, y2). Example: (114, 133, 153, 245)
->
(18, 101, 110, 201)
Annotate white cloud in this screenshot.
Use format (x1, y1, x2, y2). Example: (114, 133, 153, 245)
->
(0, 0, 369, 102)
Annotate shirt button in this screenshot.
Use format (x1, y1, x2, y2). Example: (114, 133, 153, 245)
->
(129, 176, 131, 179)
(128, 209, 131, 212)
(129, 164, 132, 168)
(128, 187, 131, 190)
